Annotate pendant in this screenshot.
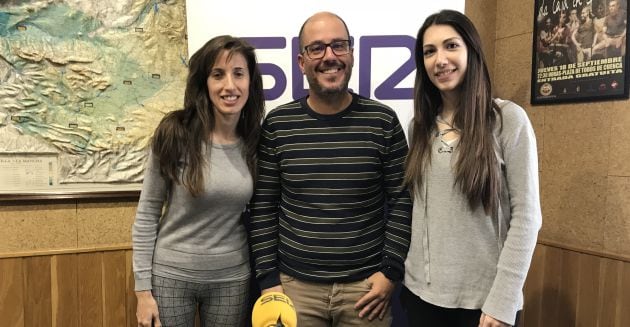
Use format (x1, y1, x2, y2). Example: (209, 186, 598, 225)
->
(438, 145, 453, 153)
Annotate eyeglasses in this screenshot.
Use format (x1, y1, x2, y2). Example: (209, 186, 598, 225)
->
(302, 40, 351, 59)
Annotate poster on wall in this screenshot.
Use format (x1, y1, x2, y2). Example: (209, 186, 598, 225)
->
(532, 0, 630, 105)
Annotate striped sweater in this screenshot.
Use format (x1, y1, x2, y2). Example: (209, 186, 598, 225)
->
(249, 93, 412, 289)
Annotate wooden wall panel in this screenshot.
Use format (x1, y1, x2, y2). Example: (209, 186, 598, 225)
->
(51, 254, 78, 327)
(558, 249, 579, 326)
(520, 244, 630, 327)
(618, 261, 630, 327)
(78, 252, 103, 327)
(1, 244, 629, 326)
(24, 256, 52, 327)
(0, 258, 25, 327)
(598, 258, 621, 327)
(125, 250, 137, 327)
(102, 251, 127, 327)
(540, 246, 563, 324)
(575, 253, 600, 327)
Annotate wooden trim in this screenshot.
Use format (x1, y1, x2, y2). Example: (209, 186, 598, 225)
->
(0, 191, 140, 201)
(0, 244, 132, 259)
(3, 239, 628, 263)
(538, 238, 630, 263)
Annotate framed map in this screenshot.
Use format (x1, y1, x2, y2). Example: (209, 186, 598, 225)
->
(0, 0, 188, 199)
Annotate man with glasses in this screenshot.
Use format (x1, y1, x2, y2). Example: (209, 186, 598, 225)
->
(249, 11, 411, 326)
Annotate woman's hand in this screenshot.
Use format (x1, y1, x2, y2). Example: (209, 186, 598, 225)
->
(136, 291, 161, 327)
(479, 313, 510, 327)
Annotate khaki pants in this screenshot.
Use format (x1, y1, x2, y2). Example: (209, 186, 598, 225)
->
(280, 273, 392, 327)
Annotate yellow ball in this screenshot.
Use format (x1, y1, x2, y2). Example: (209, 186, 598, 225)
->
(251, 292, 297, 327)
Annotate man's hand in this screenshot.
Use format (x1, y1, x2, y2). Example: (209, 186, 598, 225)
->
(262, 285, 284, 294)
(354, 272, 394, 321)
(478, 313, 510, 327)
(136, 291, 161, 327)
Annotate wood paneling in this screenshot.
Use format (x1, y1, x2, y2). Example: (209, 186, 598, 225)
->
(619, 262, 630, 327)
(576, 253, 600, 327)
(522, 244, 545, 326)
(598, 258, 621, 327)
(78, 252, 103, 327)
(520, 244, 630, 327)
(0, 258, 25, 327)
(0, 250, 143, 327)
(51, 254, 78, 327)
(540, 246, 563, 324)
(558, 249, 579, 326)
(0, 245, 628, 326)
(24, 256, 52, 327)
(102, 251, 126, 327)
(126, 250, 137, 327)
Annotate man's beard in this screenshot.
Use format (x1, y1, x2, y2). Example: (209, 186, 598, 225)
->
(306, 67, 352, 97)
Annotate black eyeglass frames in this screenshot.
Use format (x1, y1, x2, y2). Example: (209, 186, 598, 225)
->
(302, 40, 351, 59)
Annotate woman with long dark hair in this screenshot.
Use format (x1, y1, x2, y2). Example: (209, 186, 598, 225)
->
(402, 10, 542, 327)
(132, 35, 265, 327)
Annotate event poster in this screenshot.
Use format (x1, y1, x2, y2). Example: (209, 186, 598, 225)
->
(532, 0, 629, 104)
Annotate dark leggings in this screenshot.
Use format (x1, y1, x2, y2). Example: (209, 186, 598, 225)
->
(399, 285, 521, 326)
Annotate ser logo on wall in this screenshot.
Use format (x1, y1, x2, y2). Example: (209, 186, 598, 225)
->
(244, 35, 417, 101)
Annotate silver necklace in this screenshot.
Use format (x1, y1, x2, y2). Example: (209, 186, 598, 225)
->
(436, 115, 456, 128)
(436, 115, 459, 154)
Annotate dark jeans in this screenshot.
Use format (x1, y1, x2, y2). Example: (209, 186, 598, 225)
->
(399, 285, 521, 326)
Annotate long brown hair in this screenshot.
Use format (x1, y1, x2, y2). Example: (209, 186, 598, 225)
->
(404, 10, 503, 216)
(151, 35, 265, 196)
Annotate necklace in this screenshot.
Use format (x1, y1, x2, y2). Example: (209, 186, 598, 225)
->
(437, 131, 455, 153)
(435, 115, 459, 154)
(436, 115, 454, 128)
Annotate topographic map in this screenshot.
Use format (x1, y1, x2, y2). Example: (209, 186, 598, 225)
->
(0, 0, 187, 190)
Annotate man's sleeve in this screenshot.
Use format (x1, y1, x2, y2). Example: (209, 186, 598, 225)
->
(380, 114, 412, 281)
(249, 119, 283, 289)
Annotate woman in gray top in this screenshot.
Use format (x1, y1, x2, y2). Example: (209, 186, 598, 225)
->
(132, 35, 264, 327)
(402, 10, 542, 327)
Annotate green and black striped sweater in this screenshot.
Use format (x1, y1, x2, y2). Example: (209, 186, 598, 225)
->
(250, 93, 412, 289)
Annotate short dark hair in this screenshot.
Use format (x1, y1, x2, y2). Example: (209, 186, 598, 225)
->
(297, 12, 351, 50)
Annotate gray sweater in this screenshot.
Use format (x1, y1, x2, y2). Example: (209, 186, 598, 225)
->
(132, 141, 252, 291)
(403, 99, 542, 325)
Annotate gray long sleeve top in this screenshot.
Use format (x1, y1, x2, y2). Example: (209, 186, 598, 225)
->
(403, 99, 542, 325)
(132, 141, 252, 291)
